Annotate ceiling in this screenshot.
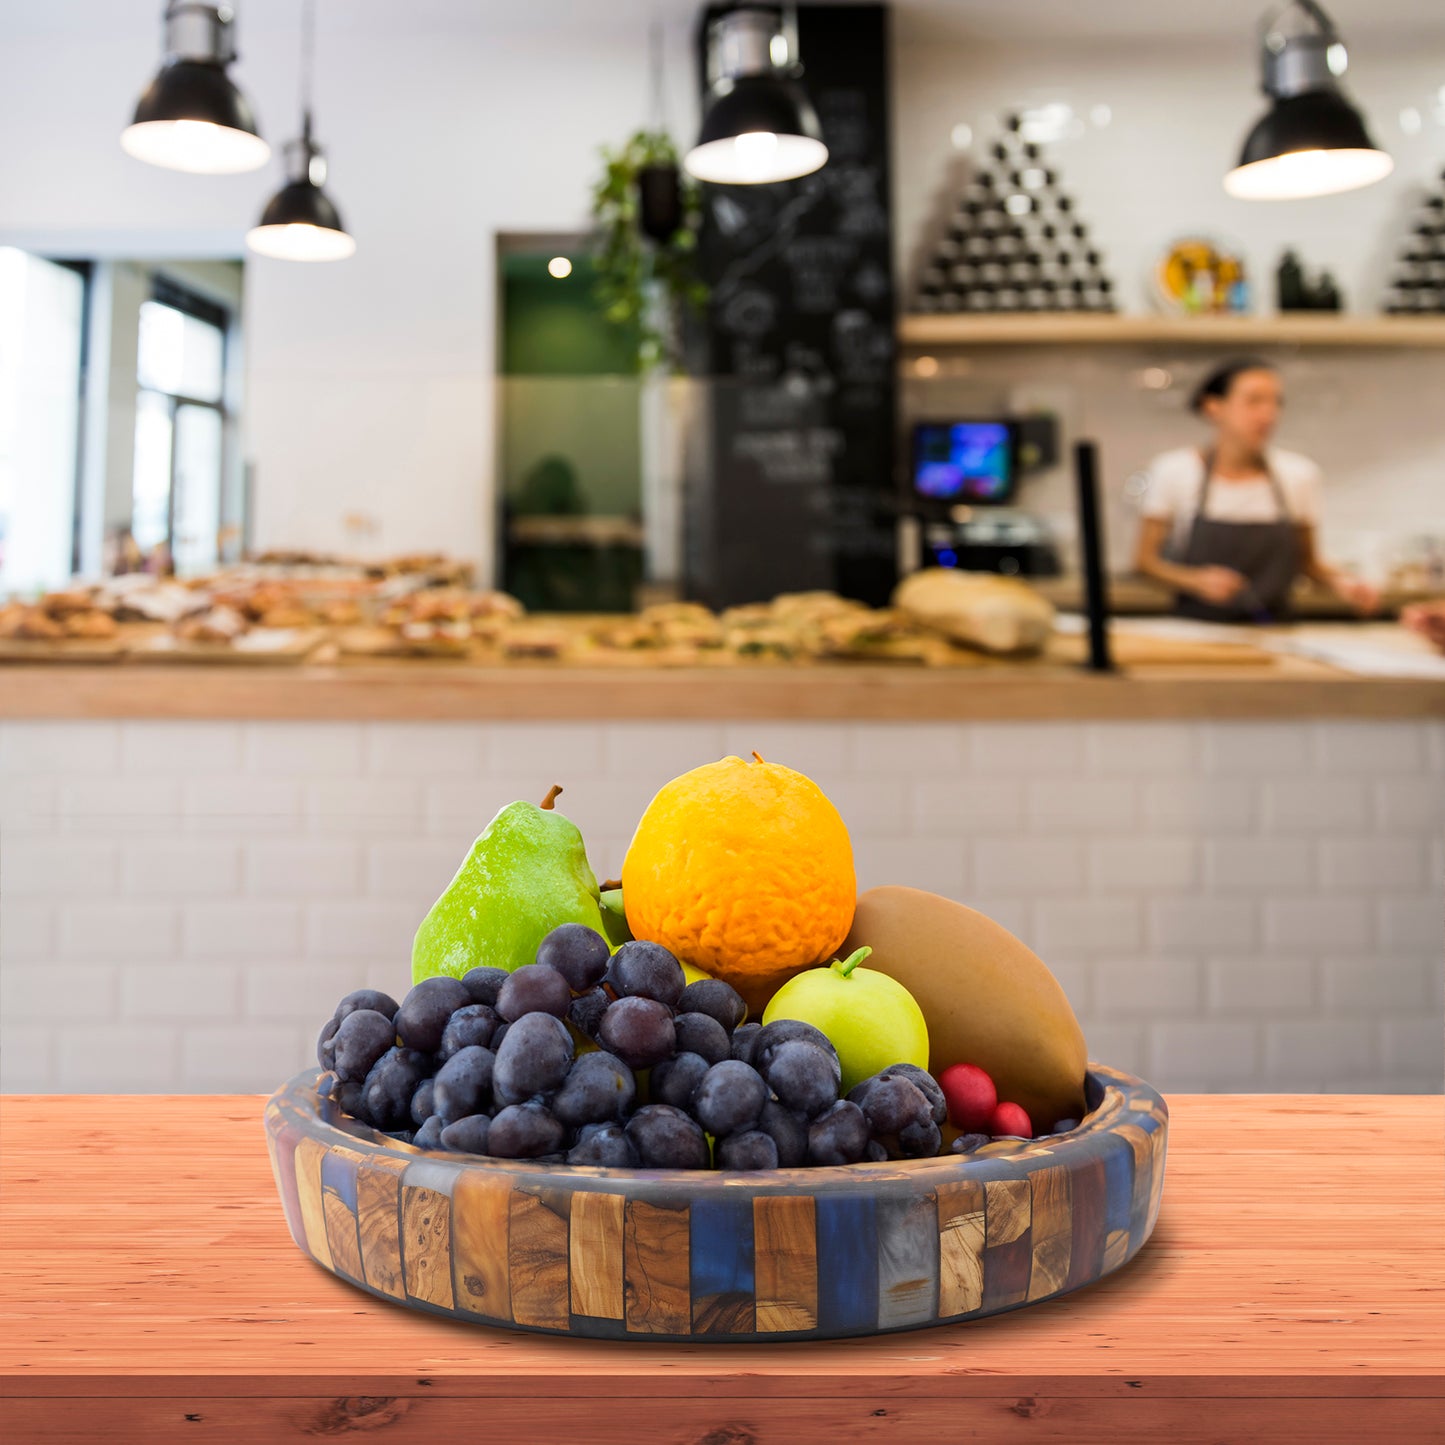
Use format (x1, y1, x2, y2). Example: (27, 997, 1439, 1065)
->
(6, 0, 1443, 44)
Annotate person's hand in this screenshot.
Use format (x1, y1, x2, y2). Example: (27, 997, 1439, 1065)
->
(1191, 565, 1248, 605)
(1336, 575, 1381, 615)
(1401, 600, 1445, 654)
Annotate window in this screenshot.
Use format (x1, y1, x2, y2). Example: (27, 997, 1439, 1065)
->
(0, 248, 86, 592)
(130, 281, 229, 576)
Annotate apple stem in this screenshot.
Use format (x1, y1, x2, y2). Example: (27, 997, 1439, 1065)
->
(838, 945, 872, 977)
(540, 784, 563, 810)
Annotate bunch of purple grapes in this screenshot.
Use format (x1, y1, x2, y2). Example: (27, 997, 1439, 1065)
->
(315, 924, 949, 1169)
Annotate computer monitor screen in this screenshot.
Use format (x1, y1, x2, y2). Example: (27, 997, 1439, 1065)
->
(912, 421, 1016, 504)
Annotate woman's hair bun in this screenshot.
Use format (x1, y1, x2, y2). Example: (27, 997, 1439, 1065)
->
(1190, 356, 1277, 415)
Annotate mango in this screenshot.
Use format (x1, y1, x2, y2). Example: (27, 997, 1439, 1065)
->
(841, 885, 1088, 1128)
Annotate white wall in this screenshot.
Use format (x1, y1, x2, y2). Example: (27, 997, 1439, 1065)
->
(0, 1, 699, 582)
(2, 717, 1441, 1095)
(1, 5, 1442, 578)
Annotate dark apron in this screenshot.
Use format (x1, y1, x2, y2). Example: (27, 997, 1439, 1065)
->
(1171, 448, 1300, 623)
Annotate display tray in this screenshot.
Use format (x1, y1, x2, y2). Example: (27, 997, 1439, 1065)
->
(264, 1061, 1167, 1342)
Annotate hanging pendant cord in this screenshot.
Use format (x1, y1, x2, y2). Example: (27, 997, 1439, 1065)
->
(300, 0, 316, 134)
(648, 18, 666, 134)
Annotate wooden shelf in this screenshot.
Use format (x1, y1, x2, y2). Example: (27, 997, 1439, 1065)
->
(899, 313, 1445, 350)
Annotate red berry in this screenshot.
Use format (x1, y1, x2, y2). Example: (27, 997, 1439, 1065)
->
(988, 1100, 1033, 1138)
(937, 1062, 997, 1133)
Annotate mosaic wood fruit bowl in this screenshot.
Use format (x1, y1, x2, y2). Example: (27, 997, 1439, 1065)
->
(264, 1062, 1167, 1342)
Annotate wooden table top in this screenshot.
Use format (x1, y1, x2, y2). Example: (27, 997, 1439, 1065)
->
(2, 1093, 1441, 1442)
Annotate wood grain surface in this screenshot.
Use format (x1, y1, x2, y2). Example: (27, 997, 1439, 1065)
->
(0, 655, 1440, 722)
(2, 1093, 1442, 1445)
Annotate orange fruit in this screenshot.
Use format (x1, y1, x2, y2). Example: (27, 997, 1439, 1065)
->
(621, 753, 856, 1017)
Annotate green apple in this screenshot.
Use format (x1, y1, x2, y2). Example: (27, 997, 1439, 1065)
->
(761, 946, 930, 1094)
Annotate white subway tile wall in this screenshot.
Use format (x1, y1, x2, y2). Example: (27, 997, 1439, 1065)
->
(1, 719, 1441, 1096)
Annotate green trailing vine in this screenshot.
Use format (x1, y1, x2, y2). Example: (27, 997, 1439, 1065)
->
(590, 130, 708, 373)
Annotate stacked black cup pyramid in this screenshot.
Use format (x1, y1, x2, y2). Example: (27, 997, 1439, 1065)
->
(915, 114, 1117, 315)
(1383, 169, 1445, 315)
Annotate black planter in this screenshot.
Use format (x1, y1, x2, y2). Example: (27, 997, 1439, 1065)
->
(637, 163, 684, 242)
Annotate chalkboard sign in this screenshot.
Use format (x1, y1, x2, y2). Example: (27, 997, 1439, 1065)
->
(686, 2, 897, 608)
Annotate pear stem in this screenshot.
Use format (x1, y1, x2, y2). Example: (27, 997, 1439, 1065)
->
(540, 784, 563, 810)
(600, 878, 622, 892)
(837, 945, 872, 977)
(751, 750, 766, 764)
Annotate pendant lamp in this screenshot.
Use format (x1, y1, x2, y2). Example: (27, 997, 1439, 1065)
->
(246, 0, 354, 262)
(684, 5, 827, 185)
(1225, 0, 1392, 200)
(121, 3, 270, 174)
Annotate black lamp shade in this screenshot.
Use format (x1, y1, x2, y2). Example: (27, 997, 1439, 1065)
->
(247, 181, 355, 261)
(684, 76, 828, 184)
(1226, 89, 1393, 199)
(121, 60, 270, 173)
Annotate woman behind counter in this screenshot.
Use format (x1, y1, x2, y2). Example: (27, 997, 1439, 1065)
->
(1133, 358, 1378, 622)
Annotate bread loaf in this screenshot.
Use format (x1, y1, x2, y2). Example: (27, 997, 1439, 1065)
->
(893, 567, 1054, 655)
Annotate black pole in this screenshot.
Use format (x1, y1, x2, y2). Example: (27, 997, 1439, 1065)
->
(1074, 439, 1113, 672)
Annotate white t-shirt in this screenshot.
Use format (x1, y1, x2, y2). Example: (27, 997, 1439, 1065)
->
(1139, 446, 1321, 552)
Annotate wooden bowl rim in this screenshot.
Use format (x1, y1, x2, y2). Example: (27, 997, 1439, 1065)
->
(267, 1062, 1166, 1195)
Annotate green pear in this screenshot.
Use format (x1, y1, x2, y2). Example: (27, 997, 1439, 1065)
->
(411, 785, 605, 985)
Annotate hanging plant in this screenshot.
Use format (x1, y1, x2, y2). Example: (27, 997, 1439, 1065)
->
(590, 130, 708, 373)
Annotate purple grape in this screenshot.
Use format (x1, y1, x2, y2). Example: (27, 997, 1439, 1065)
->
(496, 963, 573, 1023)
(536, 923, 611, 992)
(898, 1116, 942, 1158)
(757, 1098, 809, 1167)
(864, 1139, 889, 1163)
(362, 1046, 432, 1132)
(336, 988, 400, 1023)
(439, 1113, 494, 1154)
(335, 1079, 371, 1124)
(1052, 1117, 1080, 1135)
(317, 1014, 340, 1070)
(491, 1012, 573, 1106)
(567, 1122, 639, 1167)
(567, 987, 610, 1040)
(754, 1018, 839, 1079)
(807, 1099, 870, 1165)
(462, 966, 509, 1008)
(413, 1114, 446, 1150)
(316, 1070, 340, 1100)
(432, 1045, 495, 1123)
(410, 1077, 436, 1128)
(692, 1060, 768, 1138)
(730, 1021, 761, 1066)
(856, 1075, 930, 1136)
(552, 1051, 636, 1127)
(396, 977, 471, 1053)
(950, 1132, 992, 1155)
(438, 1003, 501, 1060)
(332, 1008, 397, 1083)
(607, 940, 686, 1007)
(760, 1039, 839, 1118)
(718, 1129, 779, 1170)
(678, 978, 748, 1032)
(487, 1101, 565, 1158)
(597, 996, 676, 1070)
(877, 1063, 947, 1125)
(625, 1104, 709, 1169)
(650, 1052, 710, 1111)
(491, 1021, 509, 1049)
(673, 1011, 731, 1065)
